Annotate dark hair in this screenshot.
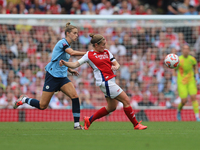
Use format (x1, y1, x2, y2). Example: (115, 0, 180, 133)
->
(65, 22, 77, 36)
(89, 33, 105, 46)
(189, 5, 195, 9)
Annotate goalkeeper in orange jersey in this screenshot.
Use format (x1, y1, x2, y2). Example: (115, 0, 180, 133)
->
(173, 44, 200, 121)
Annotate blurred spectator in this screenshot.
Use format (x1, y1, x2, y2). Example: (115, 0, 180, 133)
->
(46, 0, 61, 14)
(5, 87, 17, 109)
(110, 38, 126, 56)
(99, 1, 113, 15)
(138, 93, 154, 106)
(163, 81, 175, 102)
(7, 70, 15, 86)
(20, 68, 36, 94)
(79, 28, 91, 49)
(135, 4, 147, 15)
(49, 92, 70, 109)
(70, 0, 81, 14)
(96, 0, 107, 12)
(6, 1, 14, 14)
(130, 85, 142, 104)
(178, 0, 190, 14)
(76, 82, 94, 109)
(118, 0, 131, 15)
(81, 0, 95, 12)
(83, 2, 96, 15)
(11, 58, 21, 76)
(184, 5, 198, 15)
(0, 60, 9, 86)
(31, 0, 46, 14)
(0, 86, 7, 108)
(149, 84, 159, 104)
(17, 2, 29, 14)
(120, 79, 128, 93)
(60, 0, 72, 14)
(167, 0, 182, 15)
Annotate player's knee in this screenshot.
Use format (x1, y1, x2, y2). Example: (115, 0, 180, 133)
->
(39, 104, 48, 110)
(122, 98, 130, 107)
(182, 100, 187, 105)
(110, 107, 116, 112)
(107, 106, 116, 113)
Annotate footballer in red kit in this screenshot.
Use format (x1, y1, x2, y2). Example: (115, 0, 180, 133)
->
(60, 33, 147, 130)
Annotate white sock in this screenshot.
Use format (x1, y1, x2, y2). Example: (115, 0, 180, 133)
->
(74, 122, 80, 127)
(21, 97, 27, 103)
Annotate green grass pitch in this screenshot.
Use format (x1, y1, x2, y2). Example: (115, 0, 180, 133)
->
(0, 122, 200, 150)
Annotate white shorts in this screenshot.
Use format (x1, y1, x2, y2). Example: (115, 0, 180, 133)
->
(99, 79, 123, 99)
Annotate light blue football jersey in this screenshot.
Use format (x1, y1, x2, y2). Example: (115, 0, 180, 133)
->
(45, 38, 70, 77)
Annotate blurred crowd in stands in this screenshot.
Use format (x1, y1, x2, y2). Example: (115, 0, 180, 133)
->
(1, 0, 200, 15)
(1, 0, 200, 109)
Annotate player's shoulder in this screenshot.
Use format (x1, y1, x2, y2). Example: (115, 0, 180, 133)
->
(58, 38, 69, 46)
(188, 55, 196, 60)
(104, 49, 110, 52)
(179, 55, 183, 59)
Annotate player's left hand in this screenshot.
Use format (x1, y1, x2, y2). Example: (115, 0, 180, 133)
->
(111, 66, 118, 71)
(68, 69, 79, 76)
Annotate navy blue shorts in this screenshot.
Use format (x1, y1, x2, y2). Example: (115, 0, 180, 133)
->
(43, 72, 71, 92)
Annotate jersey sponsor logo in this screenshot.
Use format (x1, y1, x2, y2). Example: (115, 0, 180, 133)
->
(95, 54, 109, 60)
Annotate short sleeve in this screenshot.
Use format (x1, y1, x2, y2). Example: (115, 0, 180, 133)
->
(107, 50, 116, 62)
(78, 52, 89, 65)
(192, 56, 197, 65)
(60, 39, 70, 51)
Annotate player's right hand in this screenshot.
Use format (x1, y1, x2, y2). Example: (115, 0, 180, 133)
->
(59, 60, 65, 66)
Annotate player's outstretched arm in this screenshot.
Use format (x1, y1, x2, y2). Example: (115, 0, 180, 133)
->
(59, 60, 80, 69)
(65, 48, 86, 56)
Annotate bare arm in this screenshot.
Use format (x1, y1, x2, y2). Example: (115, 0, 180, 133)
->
(59, 60, 80, 69)
(194, 64, 200, 84)
(168, 5, 178, 14)
(177, 5, 188, 14)
(111, 60, 120, 71)
(194, 64, 198, 74)
(172, 68, 177, 77)
(65, 48, 86, 56)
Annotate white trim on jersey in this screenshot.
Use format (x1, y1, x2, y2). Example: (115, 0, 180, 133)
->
(78, 50, 116, 86)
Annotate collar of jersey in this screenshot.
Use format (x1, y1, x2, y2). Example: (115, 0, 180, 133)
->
(63, 38, 70, 46)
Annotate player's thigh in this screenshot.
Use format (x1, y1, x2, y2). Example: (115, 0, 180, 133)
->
(105, 97, 118, 112)
(178, 83, 188, 99)
(188, 80, 197, 96)
(60, 82, 78, 99)
(114, 91, 130, 107)
(40, 91, 55, 108)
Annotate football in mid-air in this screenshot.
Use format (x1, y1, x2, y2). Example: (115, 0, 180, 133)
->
(164, 54, 179, 69)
